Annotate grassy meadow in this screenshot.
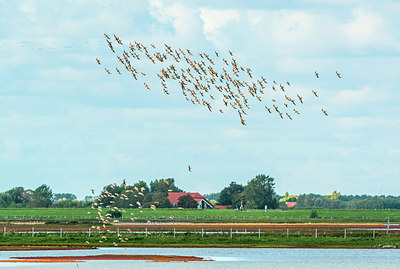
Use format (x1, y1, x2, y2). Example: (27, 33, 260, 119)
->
(0, 208, 399, 224)
(1, 230, 399, 249)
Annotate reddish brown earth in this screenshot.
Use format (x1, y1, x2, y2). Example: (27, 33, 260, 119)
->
(0, 254, 212, 263)
(1, 222, 396, 232)
(0, 246, 95, 251)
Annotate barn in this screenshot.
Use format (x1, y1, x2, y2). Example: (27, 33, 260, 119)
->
(167, 192, 214, 209)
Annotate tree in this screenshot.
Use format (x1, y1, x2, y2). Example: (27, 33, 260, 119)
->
(150, 178, 182, 196)
(326, 190, 341, 200)
(0, 193, 12, 208)
(28, 184, 53, 208)
(53, 193, 77, 200)
(244, 174, 278, 209)
(279, 192, 298, 202)
(134, 181, 150, 194)
(177, 194, 198, 208)
(219, 182, 244, 206)
(6, 187, 25, 205)
(143, 192, 172, 208)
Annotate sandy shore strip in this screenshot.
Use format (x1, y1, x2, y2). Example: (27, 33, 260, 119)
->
(0, 254, 213, 263)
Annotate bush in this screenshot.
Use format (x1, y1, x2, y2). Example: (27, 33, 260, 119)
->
(310, 209, 318, 218)
(107, 210, 122, 218)
(177, 194, 198, 208)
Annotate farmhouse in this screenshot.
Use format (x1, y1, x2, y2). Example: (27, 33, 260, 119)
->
(167, 192, 214, 209)
(285, 201, 297, 208)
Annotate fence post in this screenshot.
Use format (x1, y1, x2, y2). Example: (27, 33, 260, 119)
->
(230, 228, 232, 239)
(60, 227, 62, 237)
(258, 228, 260, 239)
(201, 228, 204, 238)
(145, 228, 148, 237)
(32, 227, 34, 237)
(3, 227, 6, 236)
(387, 216, 390, 234)
(117, 228, 120, 237)
(315, 229, 317, 239)
(89, 227, 91, 237)
(287, 228, 289, 238)
(344, 229, 346, 239)
(174, 228, 176, 238)
(373, 230, 375, 239)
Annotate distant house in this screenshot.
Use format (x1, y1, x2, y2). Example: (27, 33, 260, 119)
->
(167, 192, 214, 209)
(285, 201, 297, 208)
(214, 205, 228, 210)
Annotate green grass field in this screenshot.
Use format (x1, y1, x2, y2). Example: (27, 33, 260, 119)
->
(1, 231, 399, 249)
(0, 208, 399, 224)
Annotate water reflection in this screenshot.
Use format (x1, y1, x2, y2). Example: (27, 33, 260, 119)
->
(1, 247, 400, 268)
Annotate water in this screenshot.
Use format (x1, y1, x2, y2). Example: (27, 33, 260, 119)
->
(0, 247, 399, 268)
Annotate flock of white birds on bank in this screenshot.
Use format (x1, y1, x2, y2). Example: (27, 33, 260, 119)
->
(87, 33, 342, 246)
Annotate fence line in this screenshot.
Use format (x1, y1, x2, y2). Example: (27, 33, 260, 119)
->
(2, 215, 400, 222)
(0, 227, 398, 239)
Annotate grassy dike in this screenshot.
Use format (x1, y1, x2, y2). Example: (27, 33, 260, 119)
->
(1, 232, 400, 249)
(1, 208, 400, 224)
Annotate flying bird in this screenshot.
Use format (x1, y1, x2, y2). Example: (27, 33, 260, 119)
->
(336, 71, 341, 78)
(297, 94, 303, 104)
(188, 165, 191, 172)
(321, 108, 328, 116)
(315, 71, 319, 78)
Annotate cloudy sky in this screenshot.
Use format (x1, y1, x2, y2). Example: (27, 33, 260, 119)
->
(0, 0, 399, 199)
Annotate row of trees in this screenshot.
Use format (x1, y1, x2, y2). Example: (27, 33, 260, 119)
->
(0, 178, 199, 209)
(96, 178, 182, 208)
(217, 174, 279, 209)
(0, 185, 55, 208)
(296, 192, 400, 209)
(3, 177, 400, 210)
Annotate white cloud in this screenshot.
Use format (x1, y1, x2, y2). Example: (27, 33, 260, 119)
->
(19, 0, 37, 22)
(345, 9, 384, 48)
(0, 137, 20, 161)
(328, 146, 359, 157)
(200, 8, 240, 35)
(389, 147, 400, 155)
(38, 67, 101, 82)
(331, 86, 389, 105)
(335, 116, 399, 129)
(149, 0, 202, 44)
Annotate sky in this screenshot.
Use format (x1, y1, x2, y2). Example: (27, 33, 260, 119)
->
(0, 0, 399, 199)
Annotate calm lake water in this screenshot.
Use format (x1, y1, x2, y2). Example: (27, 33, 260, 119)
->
(1, 247, 400, 268)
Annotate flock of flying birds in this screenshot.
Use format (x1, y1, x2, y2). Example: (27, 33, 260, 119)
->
(96, 33, 341, 126)
(89, 179, 178, 246)
(88, 33, 342, 245)
(88, 180, 153, 246)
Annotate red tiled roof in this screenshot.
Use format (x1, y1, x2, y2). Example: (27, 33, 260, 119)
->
(285, 202, 297, 208)
(167, 192, 206, 205)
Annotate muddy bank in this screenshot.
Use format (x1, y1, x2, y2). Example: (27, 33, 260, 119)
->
(1, 254, 212, 263)
(0, 246, 96, 251)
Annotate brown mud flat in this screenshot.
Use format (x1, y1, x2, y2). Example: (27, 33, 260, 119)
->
(0, 254, 212, 263)
(0, 246, 96, 251)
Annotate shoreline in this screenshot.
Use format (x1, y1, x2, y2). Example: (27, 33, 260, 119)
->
(0, 245, 394, 251)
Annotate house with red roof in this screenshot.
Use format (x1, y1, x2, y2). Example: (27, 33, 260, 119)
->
(167, 192, 214, 209)
(285, 201, 297, 208)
